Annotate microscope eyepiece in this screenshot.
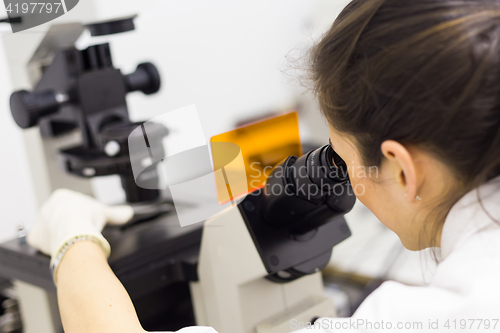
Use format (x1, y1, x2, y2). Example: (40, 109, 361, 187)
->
(305, 144, 348, 189)
(282, 144, 349, 202)
(261, 144, 355, 235)
(240, 143, 354, 280)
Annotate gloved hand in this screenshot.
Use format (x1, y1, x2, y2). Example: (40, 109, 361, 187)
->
(27, 189, 134, 263)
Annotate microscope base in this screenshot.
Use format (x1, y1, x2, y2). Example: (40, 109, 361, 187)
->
(256, 295, 334, 333)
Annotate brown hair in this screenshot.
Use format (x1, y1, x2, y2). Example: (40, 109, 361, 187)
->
(309, 0, 500, 248)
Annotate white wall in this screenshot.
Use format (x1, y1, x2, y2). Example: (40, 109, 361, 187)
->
(0, 44, 37, 242)
(83, 0, 314, 135)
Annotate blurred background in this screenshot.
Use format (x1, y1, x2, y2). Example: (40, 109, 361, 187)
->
(0, 0, 436, 322)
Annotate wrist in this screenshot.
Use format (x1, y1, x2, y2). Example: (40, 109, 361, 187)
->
(55, 240, 108, 287)
(50, 235, 107, 285)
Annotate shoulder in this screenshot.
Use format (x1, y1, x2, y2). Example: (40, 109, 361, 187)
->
(433, 227, 500, 294)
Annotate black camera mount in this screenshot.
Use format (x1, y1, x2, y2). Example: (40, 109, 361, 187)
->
(240, 144, 356, 282)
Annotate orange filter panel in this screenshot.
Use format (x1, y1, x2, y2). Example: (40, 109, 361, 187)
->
(211, 112, 302, 203)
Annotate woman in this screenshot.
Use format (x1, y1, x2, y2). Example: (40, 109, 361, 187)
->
(27, 0, 500, 332)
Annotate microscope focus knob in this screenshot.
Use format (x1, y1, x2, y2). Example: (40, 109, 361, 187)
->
(10, 90, 66, 129)
(124, 62, 161, 95)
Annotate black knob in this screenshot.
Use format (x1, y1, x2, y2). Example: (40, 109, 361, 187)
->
(10, 90, 62, 129)
(124, 62, 161, 95)
(85, 15, 137, 37)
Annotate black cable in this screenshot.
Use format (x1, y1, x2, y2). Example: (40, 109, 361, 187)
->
(0, 17, 22, 24)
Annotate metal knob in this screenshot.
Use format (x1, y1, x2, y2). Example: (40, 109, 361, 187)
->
(124, 62, 161, 95)
(10, 90, 68, 129)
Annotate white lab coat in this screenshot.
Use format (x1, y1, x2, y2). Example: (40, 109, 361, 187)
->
(159, 177, 500, 333)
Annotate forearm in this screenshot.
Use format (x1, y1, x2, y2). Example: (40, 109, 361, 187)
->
(56, 241, 146, 333)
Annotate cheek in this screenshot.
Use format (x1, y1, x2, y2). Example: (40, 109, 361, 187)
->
(347, 166, 403, 235)
(345, 161, 374, 202)
(348, 170, 374, 205)
(346, 164, 389, 222)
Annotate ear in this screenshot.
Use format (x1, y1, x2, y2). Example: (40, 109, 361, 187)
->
(380, 140, 418, 202)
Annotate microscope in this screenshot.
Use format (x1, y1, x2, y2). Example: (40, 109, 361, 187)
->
(191, 144, 355, 333)
(0, 17, 356, 333)
(1, 17, 204, 332)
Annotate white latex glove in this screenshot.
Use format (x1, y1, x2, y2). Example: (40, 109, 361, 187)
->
(27, 189, 134, 262)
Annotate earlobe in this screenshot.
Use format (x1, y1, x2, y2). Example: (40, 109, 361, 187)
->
(380, 140, 419, 202)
